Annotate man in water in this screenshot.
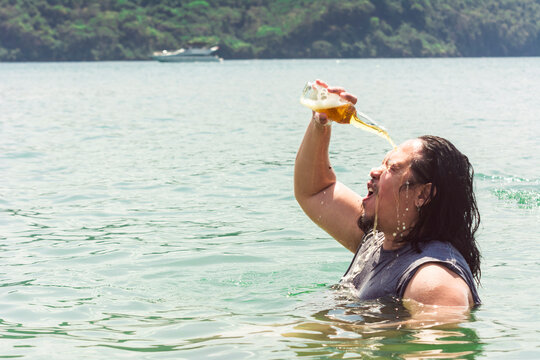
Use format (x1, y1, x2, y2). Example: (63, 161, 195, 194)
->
(294, 81, 481, 309)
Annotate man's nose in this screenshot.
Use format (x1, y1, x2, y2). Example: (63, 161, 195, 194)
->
(369, 165, 383, 178)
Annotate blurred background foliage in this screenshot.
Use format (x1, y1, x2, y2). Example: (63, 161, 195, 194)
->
(0, 0, 539, 61)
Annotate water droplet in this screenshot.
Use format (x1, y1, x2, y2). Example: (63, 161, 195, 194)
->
(402, 225, 406, 230)
(405, 207, 409, 211)
(392, 232, 397, 237)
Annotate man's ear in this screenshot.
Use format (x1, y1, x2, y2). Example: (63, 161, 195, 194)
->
(415, 183, 434, 207)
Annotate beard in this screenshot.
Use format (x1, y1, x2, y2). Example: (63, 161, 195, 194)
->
(357, 213, 375, 234)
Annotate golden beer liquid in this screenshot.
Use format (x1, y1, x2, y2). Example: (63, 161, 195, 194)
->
(317, 103, 356, 124)
(316, 104, 396, 148)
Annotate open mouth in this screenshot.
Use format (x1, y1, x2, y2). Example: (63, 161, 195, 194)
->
(364, 183, 377, 201)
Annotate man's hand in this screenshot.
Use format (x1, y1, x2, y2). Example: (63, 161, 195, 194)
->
(315, 79, 358, 105)
(311, 79, 358, 127)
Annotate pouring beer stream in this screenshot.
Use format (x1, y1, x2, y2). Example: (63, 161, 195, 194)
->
(300, 81, 396, 148)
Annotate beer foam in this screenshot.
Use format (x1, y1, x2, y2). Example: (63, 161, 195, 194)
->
(300, 82, 347, 110)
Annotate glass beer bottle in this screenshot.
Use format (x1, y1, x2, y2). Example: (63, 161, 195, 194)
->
(300, 81, 395, 148)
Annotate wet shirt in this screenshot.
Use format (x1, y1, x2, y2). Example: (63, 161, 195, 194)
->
(340, 231, 481, 305)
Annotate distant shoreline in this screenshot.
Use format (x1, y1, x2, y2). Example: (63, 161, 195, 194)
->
(2, 55, 539, 64)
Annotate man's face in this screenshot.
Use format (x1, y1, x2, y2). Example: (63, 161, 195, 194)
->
(361, 139, 424, 237)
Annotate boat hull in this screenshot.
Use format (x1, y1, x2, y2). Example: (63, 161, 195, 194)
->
(153, 55, 222, 62)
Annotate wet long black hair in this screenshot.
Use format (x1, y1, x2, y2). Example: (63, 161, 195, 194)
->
(402, 135, 481, 284)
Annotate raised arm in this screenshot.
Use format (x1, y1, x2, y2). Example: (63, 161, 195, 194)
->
(294, 86, 366, 253)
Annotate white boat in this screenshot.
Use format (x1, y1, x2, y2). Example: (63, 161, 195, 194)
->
(152, 46, 222, 62)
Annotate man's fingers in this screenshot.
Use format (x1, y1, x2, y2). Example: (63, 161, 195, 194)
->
(315, 79, 328, 88)
(315, 79, 357, 105)
(327, 86, 346, 94)
(340, 92, 358, 105)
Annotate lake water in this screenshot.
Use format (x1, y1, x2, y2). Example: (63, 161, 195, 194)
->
(1, 58, 539, 359)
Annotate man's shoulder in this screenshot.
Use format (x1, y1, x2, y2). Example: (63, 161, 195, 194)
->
(403, 262, 473, 307)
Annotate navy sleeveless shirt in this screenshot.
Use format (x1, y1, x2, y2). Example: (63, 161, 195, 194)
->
(340, 231, 481, 305)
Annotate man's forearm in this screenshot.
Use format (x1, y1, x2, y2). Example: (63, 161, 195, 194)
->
(294, 116, 336, 201)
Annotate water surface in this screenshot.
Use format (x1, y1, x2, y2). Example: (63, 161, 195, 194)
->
(1, 58, 539, 358)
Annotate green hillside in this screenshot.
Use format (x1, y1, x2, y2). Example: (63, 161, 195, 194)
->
(1, 0, 539, 61)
